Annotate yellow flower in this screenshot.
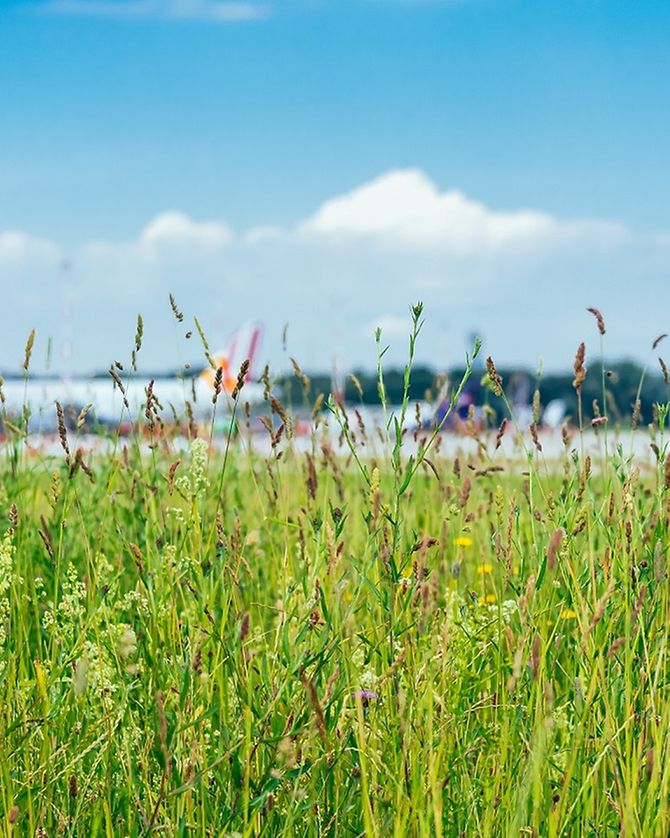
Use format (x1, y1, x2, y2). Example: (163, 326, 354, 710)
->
(454, 536, 473, 548)
(561, 608, 577, 620)
(477, 563, 493, 574)
(485, 593, 496, 604)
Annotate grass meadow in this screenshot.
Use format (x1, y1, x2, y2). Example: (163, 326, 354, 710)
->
(1, 304, 670, 836)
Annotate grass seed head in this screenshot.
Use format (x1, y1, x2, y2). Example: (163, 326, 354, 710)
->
(486, 356, 503, 397)
(169, 292, 184, 322)
(586, 307, 606, 335)
(22, 328, 35, 373)
(232, 359, 250, 400)
(572, 342, 586, 391)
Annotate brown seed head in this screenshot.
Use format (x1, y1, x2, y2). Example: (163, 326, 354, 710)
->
(632, 399, 642, 430)
(232, 359, 250, 400)
(586, 307, 606, 335)
(212, 366, 223, 404)
(486, 356, 503, 397)
(495, 417, 508, 450)
(530, 422, 542, 453)
(572, 342, 586, 391)
(55, 402, 70, 459)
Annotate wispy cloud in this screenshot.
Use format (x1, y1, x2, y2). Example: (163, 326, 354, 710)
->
(39, 0, 270, 22)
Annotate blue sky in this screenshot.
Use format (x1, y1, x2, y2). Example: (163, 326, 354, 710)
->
(1, 0, 670, 373)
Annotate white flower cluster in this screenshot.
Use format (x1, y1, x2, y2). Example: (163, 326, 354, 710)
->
(174, 438, 209, 499)
(162, 543, 197, 577)
(72, 626, 139, 706)
(0, 530, 16, 652)
(117, 589, 150, 616)
(43, 563, 86, 643)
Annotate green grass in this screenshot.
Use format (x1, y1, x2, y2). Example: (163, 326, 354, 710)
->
(1, 306, 670, 836)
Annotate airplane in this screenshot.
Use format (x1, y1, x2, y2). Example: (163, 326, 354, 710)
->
(0, 323, 265, 433)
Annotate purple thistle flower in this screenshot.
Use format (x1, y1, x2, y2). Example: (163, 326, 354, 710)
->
(352, 690, 379, 706)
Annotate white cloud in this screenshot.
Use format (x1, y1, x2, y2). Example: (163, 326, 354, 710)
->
(299, 168, 551, 247)
(299, 168, 626, 253)
(140, 211, 233, 248)
(0, 231, 60, 265)
(243, 225, 283, 244)
(40, 0, 270, 22)
(1, 169, 667, 375)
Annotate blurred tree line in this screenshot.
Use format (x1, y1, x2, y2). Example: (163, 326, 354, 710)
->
(279, 360, 670, 425)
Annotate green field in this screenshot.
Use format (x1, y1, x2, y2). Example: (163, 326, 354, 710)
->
(1, 309, 670, 836)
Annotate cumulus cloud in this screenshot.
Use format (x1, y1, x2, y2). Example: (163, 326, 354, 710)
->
(300, 169, 553, 248)
(140, 211, 233, 248)
(39, 0, 270, 22)
(1, 169, 667, 375)
(299, 169, 627, 253)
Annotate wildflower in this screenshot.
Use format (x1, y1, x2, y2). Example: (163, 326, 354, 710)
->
(42, 563, 86, 643)
(561, 608, 578, 620)
(352, 690, 379, 706)
(360, 669, 378, 690)
(174, 437, 209, 499)
(454, 536, 473, 548)
(477, 593, 497, 608)
(477, 563, 493, 574)
(500, 599, 518, 622)
(82, 641, 118, 708)
(0, 530, 16, 651)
